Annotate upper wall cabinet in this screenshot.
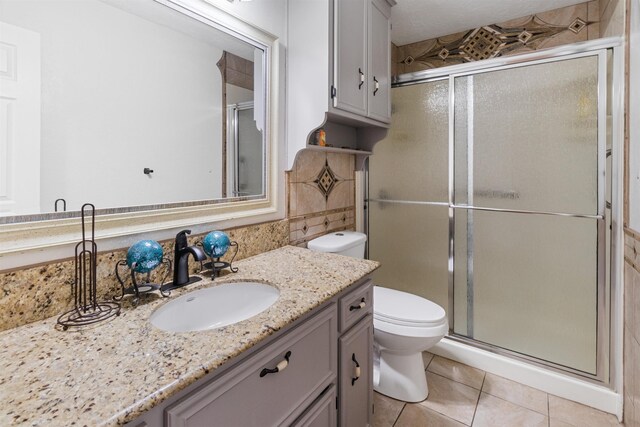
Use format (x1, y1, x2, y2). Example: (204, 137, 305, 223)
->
(334, 0, 391, 123)
(286, 0, 395, 170)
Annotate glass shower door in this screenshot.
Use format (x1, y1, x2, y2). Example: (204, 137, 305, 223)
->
(368, 79, 450, 311)
(452, 54, 605, 375)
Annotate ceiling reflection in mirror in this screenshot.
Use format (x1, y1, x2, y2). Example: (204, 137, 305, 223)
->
(0, 0, 266, 222)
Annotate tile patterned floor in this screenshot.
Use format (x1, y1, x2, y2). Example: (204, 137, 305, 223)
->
(373, 353, 623, 427)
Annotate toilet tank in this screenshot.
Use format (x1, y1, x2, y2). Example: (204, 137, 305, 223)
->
(307, 231, 367, 259)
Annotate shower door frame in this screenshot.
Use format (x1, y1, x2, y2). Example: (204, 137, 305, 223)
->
(370, 37, 624, 385)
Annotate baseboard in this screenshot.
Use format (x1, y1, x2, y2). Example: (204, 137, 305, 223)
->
(432, 339, 624, 421)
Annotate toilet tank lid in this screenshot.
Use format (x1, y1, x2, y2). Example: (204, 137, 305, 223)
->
(307, 231, 367, 253)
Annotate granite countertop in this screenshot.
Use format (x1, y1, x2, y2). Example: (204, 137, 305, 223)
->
(0, 246, 379, 426)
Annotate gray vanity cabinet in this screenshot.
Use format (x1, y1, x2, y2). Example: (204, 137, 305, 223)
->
(332, 0, 393, 124)
(126, 279, 374, 427)
(165, 305, 337, 427)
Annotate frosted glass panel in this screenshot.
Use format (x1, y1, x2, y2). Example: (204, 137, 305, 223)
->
(454, 56, 599, 214)
(368, 202, 449, 312)
(453, 210, 598, 374)
(370, 80, 449, 202)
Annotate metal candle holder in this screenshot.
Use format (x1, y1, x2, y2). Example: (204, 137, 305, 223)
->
(57, 204, 121, 330)
(200, 241, 240, 278)
(114, 257, 172, 306)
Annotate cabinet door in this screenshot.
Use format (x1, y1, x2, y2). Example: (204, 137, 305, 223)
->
(367, 0, 391, 123)
(338, 315, 373, 427)
(333, 0, 367, 116)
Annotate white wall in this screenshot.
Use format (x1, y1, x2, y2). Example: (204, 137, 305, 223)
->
(0, 0, 225, 212)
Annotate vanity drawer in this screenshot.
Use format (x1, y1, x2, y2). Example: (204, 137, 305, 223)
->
(291, 385, 336, 427)
(338, 281, 373, 333)
(165, 304, 337, 427)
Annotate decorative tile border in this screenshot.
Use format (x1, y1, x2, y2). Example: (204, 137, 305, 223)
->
(288, 150, 356, 247)
(395, 2, 599, 74)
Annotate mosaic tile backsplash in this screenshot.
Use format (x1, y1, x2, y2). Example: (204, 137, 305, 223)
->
(0, 219, 289, 332)
(288, 150, 356, 247)
(393, 1, 600, 75)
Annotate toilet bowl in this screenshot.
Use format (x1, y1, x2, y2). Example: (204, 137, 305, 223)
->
(307, 231, 448, 403)
(373, 286, 448, 402)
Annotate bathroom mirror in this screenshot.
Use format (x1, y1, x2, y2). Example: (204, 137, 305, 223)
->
(0, 0, 280, 262)
(0, 0, 267, 221)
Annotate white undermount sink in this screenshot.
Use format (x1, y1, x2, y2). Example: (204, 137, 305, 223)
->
(149, 282, 280, 333)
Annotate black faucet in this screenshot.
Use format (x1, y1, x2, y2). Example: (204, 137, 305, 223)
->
(172, 229, 207, 287)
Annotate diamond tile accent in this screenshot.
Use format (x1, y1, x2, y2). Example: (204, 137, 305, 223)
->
(314, 161, 337, 199)
(402, 55, 415, 65)
(460, 27, 505, 61)
(323, 217, 330, 229)
(568, 18, 587, 34)
(517, 30, 533, 44)
(438, 48, 450, 60)
(301, 223, 308, 235)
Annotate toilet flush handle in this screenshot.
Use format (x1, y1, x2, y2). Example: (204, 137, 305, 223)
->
(349, 298, 366, 311)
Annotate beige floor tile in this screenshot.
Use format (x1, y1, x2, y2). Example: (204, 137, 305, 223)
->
(549, 419, 574, 427)
(548, 395, 622, 427)
(472, 393, 548, 427)
(419, 372, 480, 425)
(373, 392, 405, 427)
(395, 404, 466, 427)
(423, 351, 435, 369)
(428, 356, 485, 390)
(482, 373, 548, 415)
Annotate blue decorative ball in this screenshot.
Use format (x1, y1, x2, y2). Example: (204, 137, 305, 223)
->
(126, 240, 163, 273)
(202, 231, 230, 258)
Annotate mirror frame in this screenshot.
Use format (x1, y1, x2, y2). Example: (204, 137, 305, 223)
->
(0, 0, 282, 264)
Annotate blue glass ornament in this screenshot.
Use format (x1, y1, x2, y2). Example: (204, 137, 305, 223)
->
(126, 240, 163, 273)
(202, 231, 231, 258)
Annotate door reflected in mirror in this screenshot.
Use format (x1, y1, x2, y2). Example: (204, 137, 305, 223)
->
(0, 0, 266, 220)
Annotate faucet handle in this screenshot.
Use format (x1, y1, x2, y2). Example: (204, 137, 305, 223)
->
(175, 229, 192, 250)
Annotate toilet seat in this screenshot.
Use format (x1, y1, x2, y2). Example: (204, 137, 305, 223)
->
(373, 286, 448, 338)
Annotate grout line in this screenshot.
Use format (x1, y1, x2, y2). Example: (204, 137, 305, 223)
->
(391, 403, 406, 427)
(425, 353, 435, 370)
(469, 374, 487, 426)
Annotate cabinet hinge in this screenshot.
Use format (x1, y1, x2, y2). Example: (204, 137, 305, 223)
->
(331, 85, 337, 99)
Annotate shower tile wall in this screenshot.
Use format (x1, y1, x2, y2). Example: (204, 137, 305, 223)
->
(288, 150, 356, 247)
(0, 219, 289, 332)
(392, 1, 600, 75)
(624, 229, 640, 427)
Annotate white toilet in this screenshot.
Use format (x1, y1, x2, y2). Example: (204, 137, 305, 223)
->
(307, 231, 448, 403)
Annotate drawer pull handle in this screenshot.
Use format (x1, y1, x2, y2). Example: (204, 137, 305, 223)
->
(260, 351, 291, 378)
(351, 353, 361, 385)
(358, 68, 365, 89)
(349, 298, 366, 311)
(373, 76, 379, 96)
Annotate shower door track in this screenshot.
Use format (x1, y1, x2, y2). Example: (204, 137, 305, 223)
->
(376, 37, 624, 385)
